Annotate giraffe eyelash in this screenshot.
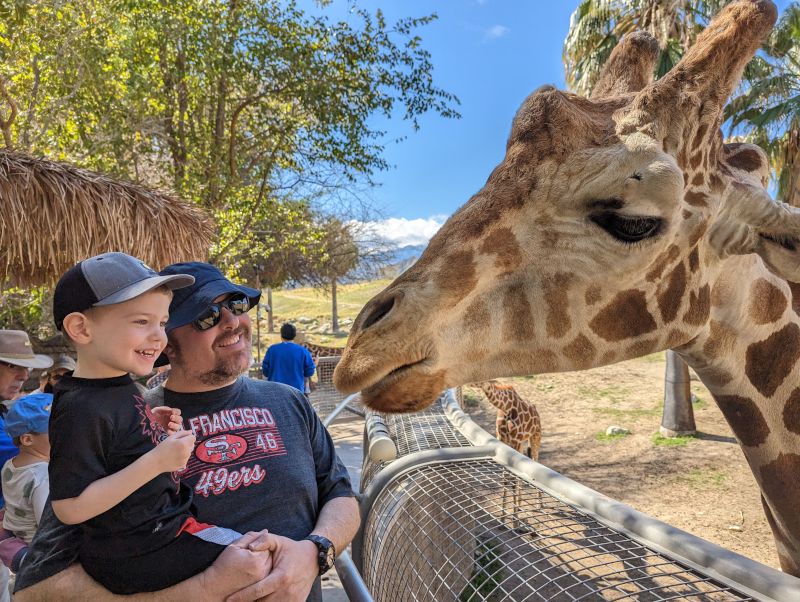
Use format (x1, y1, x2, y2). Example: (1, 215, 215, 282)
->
(589, 211, 663, 244)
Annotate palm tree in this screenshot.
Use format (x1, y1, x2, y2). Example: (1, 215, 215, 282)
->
(726, 3, 800, 207)
(564, 0, 727, 96)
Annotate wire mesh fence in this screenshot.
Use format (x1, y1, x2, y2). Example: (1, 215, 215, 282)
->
(361, 394, 472, 491)
(357, 393, 786, 601)
(308, 355, 364, 420)
(362, 459, 758, 602)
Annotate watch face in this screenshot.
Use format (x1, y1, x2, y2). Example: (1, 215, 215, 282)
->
(324, 546, 335, 567)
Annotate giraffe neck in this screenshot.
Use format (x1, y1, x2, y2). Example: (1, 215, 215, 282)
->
(676, 256, 800, 572)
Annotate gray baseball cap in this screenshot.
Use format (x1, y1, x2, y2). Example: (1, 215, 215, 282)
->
(53, 252, 195, 331)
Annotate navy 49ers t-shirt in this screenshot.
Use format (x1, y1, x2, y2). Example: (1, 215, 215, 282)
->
(147, 377, 353, 541)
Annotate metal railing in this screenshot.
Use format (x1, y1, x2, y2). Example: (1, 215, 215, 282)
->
(354, 390, 800, 602)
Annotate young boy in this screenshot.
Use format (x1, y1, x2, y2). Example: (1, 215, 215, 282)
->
(2, 393, 52, 544)
(49, 252, 268, 594)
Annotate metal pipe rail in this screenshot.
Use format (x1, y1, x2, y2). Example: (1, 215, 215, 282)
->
(355, 389, 800, 602)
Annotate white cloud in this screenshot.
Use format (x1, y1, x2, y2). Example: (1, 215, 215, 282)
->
(485, 25, 509, 40)
(358, 216, 446, 248)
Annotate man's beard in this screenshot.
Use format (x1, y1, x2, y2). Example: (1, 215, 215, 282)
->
(172, 325, 252, 386)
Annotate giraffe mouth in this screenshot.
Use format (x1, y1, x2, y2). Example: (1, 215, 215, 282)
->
(357, 357, 447, 413)
(363, 358, 428, 396)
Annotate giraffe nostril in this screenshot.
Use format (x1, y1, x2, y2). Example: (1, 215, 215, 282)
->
(361, 294, 398, 330)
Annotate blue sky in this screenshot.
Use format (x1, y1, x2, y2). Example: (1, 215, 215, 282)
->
(311, 1, 792, 248)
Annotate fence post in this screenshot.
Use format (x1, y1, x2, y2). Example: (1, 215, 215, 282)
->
(660, 350, 696, 437)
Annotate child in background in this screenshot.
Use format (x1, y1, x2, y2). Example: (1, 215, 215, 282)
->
(2, 393, 52, 544)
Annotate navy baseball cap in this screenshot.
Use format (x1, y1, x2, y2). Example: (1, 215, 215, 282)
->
(53, 252, 195, 331)
(160, 262, 260, 333)
(5, 392, 53, 438)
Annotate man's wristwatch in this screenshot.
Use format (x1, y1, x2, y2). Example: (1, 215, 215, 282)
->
(305, 534, 336, 576)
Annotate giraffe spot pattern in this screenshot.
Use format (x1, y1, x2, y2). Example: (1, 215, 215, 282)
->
(543, 274, 572, 338)
(691, 172, 704, 186)
(479, 227, 522, 275)
(502, 283, 535, 342)
(462, 298, 490, 335)
(714, 394, 770, 447)
(745, 323, 800, 398)
(626, 336, 660, 358)
(783, 388, 800, 435)
(702, 366, 733, 388)
(748, 278, 788, 325)
(665, 329, 691, 348)
(703, 320, 737, 360)
(682, 209, 692, 219)
(787, 281, 800, 313)
(584, 286, 601, 306)
(656, 262, 687, 322)
(759, 453, 800, 542)
(684, 190, 708, 207)
(688, 220, 708, 247)
(436, 249, 477, 308)
(691, 124, 708, 151)
(562, 334, 596, 368)
(646, 245, 680, 282)
(589, 290, 657, 342)
(708, 172, 724, 193)
(683, 284, 710, 325)
(688, 247, 700, 272)
(689, 151, 703, 170)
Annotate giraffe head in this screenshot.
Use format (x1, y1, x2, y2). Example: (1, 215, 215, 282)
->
(335, 0, 797, 412)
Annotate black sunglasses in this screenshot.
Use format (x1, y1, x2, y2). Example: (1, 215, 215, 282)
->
(193, 293, 251, 331)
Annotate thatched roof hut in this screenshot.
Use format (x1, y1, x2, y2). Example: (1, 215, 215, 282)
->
(0, 150, 214, 286)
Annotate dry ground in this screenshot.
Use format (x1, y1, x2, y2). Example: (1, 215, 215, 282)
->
(461, 351, 778, 570)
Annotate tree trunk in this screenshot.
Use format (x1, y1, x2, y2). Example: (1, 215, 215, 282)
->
(267, 287, 274, 333)
(331, 278, 339, 333)
(783, 125, 800, 208)
(660, 350, 696, 437)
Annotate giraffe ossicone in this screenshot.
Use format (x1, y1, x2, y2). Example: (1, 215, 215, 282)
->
(334, 0, 800, 576)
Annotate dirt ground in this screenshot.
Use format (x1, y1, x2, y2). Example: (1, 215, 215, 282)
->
(461, 351, 779, 571)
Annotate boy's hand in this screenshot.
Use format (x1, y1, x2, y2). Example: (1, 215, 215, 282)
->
(150, 405, 183, 434)
(152, 430, 196, 473)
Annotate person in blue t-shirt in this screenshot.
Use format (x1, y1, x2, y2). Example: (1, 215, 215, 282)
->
(262, 324, 315, 392)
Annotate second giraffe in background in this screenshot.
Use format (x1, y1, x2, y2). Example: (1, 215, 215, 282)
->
(476, 381, 542, 461)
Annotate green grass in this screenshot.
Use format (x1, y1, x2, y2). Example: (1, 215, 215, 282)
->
(682, 468, 726, 487)
(592, 405, 662, 418)
(652, 432, 695, 447)
(692, 394, 708, 410)
(459, 537, 505, 602)
(595, 431, 631, 442)
(267, 279, 393, 322)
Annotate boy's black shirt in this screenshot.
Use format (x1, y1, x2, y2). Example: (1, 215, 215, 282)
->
(48, 374, 192, 559)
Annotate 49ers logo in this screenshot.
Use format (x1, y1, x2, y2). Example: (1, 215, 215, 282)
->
(196, 434, 247, 464)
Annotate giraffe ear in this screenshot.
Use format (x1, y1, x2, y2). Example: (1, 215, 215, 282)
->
(710, 181, 800, 281)
(722, 142, 770, 188)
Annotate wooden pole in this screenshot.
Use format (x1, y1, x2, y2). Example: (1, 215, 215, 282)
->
(267, 287, 274, 333)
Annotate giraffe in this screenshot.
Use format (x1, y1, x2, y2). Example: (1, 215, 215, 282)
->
(301, 341, 344, 364)
(334, 1, 800, 576)
(475, 380, 542, 461)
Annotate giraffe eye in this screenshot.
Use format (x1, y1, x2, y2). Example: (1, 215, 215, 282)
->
(590, 212, 662, 243)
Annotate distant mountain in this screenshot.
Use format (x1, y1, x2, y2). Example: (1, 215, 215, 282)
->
(381, 244, 427, 276)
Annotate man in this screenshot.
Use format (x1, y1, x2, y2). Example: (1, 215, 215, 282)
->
(14, 263, 359, 601)
(262, 323, 315, 393)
